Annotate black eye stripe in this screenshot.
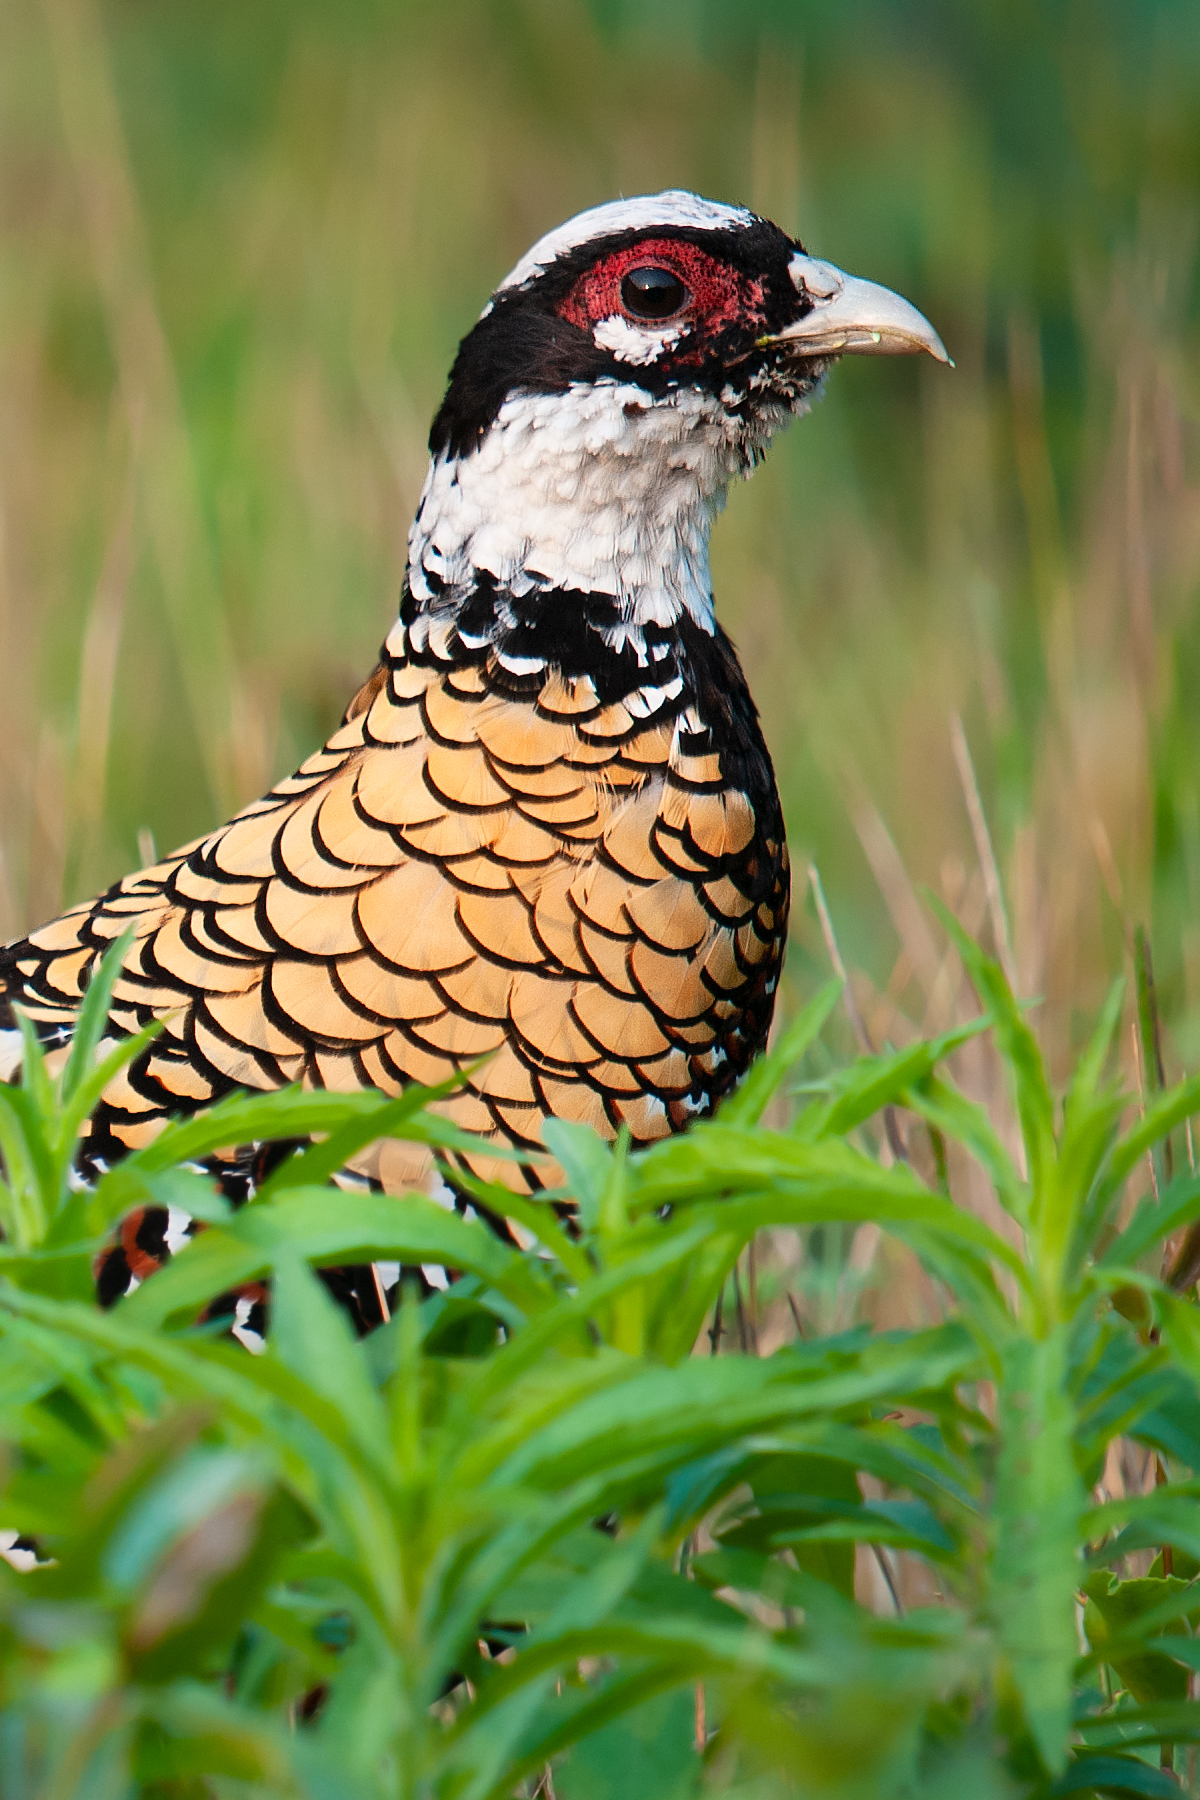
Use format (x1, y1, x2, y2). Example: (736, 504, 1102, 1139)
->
(620, 267, 690, 321)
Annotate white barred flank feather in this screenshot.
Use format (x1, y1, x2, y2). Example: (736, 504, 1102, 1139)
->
(0, 1028, 22, 1083)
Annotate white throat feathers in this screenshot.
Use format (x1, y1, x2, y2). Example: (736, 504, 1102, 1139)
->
(404, 377, 794, 660)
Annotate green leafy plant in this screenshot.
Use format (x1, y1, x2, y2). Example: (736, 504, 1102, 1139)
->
(3, 932, 1200, 1798)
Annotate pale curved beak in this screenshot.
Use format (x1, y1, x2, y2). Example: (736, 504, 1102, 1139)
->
(773, 253, 951, 364)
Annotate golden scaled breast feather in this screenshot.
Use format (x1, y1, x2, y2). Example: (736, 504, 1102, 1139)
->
(5, 643, 789, 1196)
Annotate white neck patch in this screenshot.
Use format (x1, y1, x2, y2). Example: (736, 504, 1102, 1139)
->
(406, 379, 781, 640)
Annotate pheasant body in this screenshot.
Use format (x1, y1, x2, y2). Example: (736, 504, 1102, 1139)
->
(0, 190, 946, 1319)
(1, 594, 787, 1190)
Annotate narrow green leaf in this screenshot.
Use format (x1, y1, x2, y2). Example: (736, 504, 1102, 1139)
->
(1157, 1293, 1200, 1394)
(1046, 1754, 1183, 1798)
(270, 1255, 391, 1480)
(534, 1506, 660, 1639)
(1103, 1170, 1200, 1272)
(1084, 1491, 1200, 1566)
(929, 895, 1056, 1195)
(542, 1120, 612, 1229)
(1104, 1074, 1200, 1200)
(1142, 1635, 1200, 1670)
(477, 1326, 978, 1494)
(512, 1679, 699, 1800)
(0, 1085, 41, 1206)
(58, 928, 135, 1106)
(57, 1016, 165, 1152)
(1066, 979, 1126, 1112)
(719, 976, 842, 1125)
(118, 1188, 543, 1327)
(451, 1169, 591, 1284)
(125, 1087, 410, 1172)
(0, 1082, 57, 1242)
(739, 1495, 957, 1560)
(990, 1327, 1082, 1773)
(800, 1018, 990, 1144)
(253, 1080, 480, 1201)
(15, 1006, 54, 1122)
(135, 1685, 294, 1785)
(1076, 1700, 1200, 1748)
(103, 1444, 265, 1590)
(900, 1075, 1027, 1221)
(631, 1138, 1029, 1287)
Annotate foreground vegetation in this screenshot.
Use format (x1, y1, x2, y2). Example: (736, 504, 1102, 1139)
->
(2, 928, 1200, 1797)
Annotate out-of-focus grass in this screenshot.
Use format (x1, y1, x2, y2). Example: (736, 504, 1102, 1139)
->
(1, 0, 1198, 1084)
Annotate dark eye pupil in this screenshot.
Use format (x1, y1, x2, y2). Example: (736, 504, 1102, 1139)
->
(621, 266, 688, 320)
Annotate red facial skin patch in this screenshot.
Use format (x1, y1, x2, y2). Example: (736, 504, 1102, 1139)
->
(557, 238, 768, 344)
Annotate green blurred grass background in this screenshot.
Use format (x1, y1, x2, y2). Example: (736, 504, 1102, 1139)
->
(1, 0, 1198, 1079)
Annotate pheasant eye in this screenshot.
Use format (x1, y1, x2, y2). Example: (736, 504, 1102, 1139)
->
(620, 266, 689, 320)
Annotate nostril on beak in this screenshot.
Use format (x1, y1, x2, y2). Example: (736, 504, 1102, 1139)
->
(788, 255, 844, 301)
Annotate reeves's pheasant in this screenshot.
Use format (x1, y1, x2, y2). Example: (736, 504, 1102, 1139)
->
(0, 191, 947, 1328)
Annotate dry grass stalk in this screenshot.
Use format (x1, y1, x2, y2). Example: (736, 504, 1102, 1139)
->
(808, 863, 905, 1169)
(950, 712, 1017, 994)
